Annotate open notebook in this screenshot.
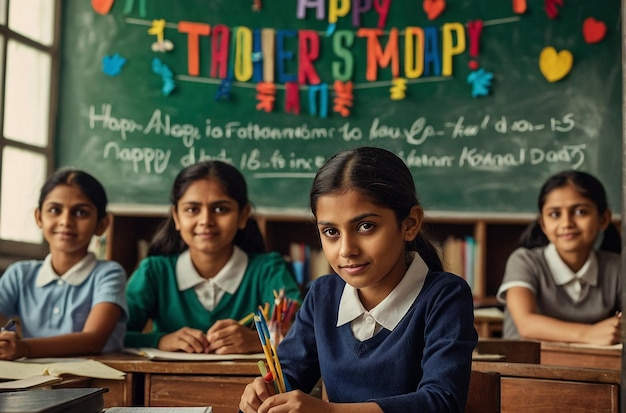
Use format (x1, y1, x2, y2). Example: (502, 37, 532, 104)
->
(105, 408, 212, 412)
(0, 375, 62, 391)
(124, 348, 264, 361)
(0, 359, 125, 380)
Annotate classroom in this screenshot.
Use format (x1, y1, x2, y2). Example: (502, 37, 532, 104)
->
(0, 0, 624, 412)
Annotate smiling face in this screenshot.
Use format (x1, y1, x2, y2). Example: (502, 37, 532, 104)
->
(315, 189, 421, 309)
(35, 184, 107, 262)
(172, 178, 250, 262)
(539, 183, 610, 271)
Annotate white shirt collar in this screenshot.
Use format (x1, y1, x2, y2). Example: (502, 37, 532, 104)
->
(544, 243, 598, 286)
(176, 246, 248, 293)
(36, 253, 97, 287)
(337, 252, 429, 331)
(544, 243, 597, 302)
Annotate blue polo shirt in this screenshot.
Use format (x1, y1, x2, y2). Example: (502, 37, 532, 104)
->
(0, 253, 128, 352)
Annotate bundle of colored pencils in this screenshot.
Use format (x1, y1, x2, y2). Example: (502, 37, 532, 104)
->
(269, 288, 300, 339)
(254, 311, 290, 393)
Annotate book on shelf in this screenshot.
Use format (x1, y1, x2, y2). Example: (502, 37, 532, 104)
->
(0, 387, 107, 413)
(473, 307, 504, 319)
(441, 235, 480, 294)
(287, 242, 330, 287)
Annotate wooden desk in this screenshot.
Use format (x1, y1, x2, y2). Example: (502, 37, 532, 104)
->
(473, 361, 621, 413)
(95, 354, 259, 413)
(474, 315, 503, 338)
(540, 342, 621, 371)
(475, 339, 540, 364)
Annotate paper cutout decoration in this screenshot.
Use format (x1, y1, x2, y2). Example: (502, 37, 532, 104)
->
(327, 0, 349, 34)
(467, 68, 493, 97)
(333, 80, 353, 117)
(374, 0, 392, 29)
(299, 30, 321, 85)
(539, 47, 573, 82)
(123, 0, 147, 17)
(234, 27, 254, 82)
(358, 28, 399, 82)
(149, 20, 174, 53)
(309, 84, 329, 118)
(261, 29, 276, 83)
(102, 53, 126, 76)
(256, 82, 276, 112)
(544, 0, 563, 20)
(91, 0, 114, 14)
(512, 0, 527, 14)
(390, 78, 407, 100)
(441, 22, 465, 76)
(277, 30, 298, 84)
(152, 58, 175, 95)
(252, 30, 263, 82)
(332, 31, 355, 81)
(285, 82, 301, 114)
(582, 18, 607, 44)
(211, 25, 231, 79)
(423, 0, 446, 20)
(215, 79, 233, 101)
(467, 20, 484, 70)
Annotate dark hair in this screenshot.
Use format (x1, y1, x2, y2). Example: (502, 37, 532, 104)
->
(38, 168, 108, 220)
(520, 170, 620, 252)
(309, 146, 443, 272)
(148, 161, 266, 256)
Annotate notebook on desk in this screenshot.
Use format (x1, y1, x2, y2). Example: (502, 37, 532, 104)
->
(124, 347, 264, 361)
(0, 375, 63, 391)
(0, 387, 107, 413)
(105, 407, 212, 412)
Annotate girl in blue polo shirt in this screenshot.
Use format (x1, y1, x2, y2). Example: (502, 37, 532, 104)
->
(239, 147, 477, 413)
(0, 168, 127, 360)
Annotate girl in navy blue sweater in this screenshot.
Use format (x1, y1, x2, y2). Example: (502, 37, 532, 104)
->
(239, 147, 478, 413)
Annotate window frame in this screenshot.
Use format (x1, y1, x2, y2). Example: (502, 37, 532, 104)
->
(0, 0, 61, 264)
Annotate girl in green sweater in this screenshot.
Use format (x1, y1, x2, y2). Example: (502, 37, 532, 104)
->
(125, 161, 301, 354)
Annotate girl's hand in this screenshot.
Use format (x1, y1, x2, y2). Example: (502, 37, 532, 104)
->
(157, 327, 209, 353)
(581, 316, 621, 346)
(239, 376, 276, 413)
(0, 331, 23, 360)
(252, 389, 330, 413)
(206, 319, 263, 354)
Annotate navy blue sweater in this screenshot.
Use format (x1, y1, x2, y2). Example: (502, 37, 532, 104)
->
(278, 270, 477, 413)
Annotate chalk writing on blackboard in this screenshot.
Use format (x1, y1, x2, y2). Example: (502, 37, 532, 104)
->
(92, 103, 586, 175)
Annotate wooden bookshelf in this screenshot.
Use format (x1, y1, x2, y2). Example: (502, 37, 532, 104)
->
(421, 213, 534, 305)
(104, 208, 540, 305)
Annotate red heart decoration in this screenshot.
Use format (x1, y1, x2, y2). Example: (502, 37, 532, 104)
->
(423, 0, 446, 21)
(91, 0, 115, 15)
(583, 17, 607, 44)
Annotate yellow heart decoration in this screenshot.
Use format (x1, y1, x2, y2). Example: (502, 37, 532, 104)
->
(539, 46, 573, 83)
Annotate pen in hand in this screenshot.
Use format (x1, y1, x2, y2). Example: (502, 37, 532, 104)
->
(0, 319, 16, 333)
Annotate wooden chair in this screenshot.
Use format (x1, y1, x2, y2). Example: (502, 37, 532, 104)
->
(475, 339, 541, 363)
(466, 370, 501, 413)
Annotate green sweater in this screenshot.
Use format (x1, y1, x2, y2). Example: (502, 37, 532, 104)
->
(124, 251, 301, 348)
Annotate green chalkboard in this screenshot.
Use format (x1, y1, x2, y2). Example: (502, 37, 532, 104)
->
(56, 0, 622, 213)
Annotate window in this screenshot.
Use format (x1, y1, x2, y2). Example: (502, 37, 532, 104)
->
(0, 0, 59, 264)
